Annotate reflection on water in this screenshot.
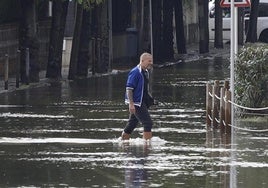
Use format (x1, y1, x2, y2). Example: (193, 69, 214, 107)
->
(0, 59, 267, 187)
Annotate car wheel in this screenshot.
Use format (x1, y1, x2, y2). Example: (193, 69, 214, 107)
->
(259, 30, 268, 43)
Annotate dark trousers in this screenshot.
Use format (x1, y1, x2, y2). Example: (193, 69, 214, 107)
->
(124, 103, 153, 134)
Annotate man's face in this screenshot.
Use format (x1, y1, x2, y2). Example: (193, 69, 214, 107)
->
(144, 57, 153, 70)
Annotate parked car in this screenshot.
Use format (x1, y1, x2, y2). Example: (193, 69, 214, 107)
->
(209, 0, 268, 43)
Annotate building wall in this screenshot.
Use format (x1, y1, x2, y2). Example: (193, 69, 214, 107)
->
(0, 21, 51, 76)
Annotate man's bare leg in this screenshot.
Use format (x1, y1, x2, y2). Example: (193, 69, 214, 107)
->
(143, 132, 152, 140)
(121, 132, 130, 140)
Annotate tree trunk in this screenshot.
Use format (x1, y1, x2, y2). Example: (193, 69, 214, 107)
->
(152, 0, 162, 62)
(162, 0, 174, 60)
(46, 0, 69, 79)
(68, 3, 83, 80)
(137, 0, 144, 54)
(174, 0, 186, 54)
(92, 4, 108, 73)
(76, 9, 91, 78)
(19, 0, 39, 83)
(131, 0, 138, 28)
(198, 0, 209, 53)
(214, 0, 223, 48)
(245, 0, 259, 43)
(238, 8, 245, 45)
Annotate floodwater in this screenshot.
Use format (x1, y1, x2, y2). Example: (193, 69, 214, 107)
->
(0, 59, 267, 188)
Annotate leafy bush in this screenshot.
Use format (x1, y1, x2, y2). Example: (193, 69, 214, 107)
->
(235, 43, 268, 108)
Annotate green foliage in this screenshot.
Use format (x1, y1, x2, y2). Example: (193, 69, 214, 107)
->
(77, 0, 104, 9)
(235, 43, 268, 108)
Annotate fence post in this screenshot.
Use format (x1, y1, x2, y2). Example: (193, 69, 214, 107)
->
(4, 54, 9, 90)
(206, 83, 212, 127)
(16, 50, 21, 88)
(212, 80, 220, 127)
(220, 87, 225, 133)
(225, 90, 232, 134)
(224, 80, 229, 91)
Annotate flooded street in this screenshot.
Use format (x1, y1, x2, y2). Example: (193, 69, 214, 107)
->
(0, 59, 267, 187)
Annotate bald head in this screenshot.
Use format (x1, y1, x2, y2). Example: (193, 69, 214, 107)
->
(139, 52, 153, 70)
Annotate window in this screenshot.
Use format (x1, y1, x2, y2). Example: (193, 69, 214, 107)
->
(258, 3, 268, 17)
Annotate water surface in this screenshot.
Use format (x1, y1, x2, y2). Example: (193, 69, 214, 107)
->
(0, 59, 267, 187)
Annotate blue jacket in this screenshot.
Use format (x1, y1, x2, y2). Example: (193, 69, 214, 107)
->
(125, 65, 148, 107)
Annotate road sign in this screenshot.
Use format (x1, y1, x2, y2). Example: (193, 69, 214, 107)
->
(220, 0, 251, 7)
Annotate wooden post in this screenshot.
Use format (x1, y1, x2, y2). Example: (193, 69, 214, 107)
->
(16, 50, 21, 88)
(206, 83, 212, 126)
(224, 80, 229, 91)
(212, 80, 220, 127)
(220, 87, 225, 133)
(4, 54, 9, 90)
(225, 90, 232, 134)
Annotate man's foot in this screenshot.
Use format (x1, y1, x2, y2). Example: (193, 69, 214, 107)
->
(143, 132, 152, 140)
(121, 132, 130, 140)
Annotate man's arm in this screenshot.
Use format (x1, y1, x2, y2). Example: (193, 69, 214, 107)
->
(126, 89, 135, 114)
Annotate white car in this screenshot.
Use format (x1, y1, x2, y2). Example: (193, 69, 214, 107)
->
(209, 0, 268, 43)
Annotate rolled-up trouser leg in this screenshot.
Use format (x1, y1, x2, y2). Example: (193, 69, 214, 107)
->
(124, 103, 153, 134)
(135, 103, 153, 132)
(124, 113, 139, 134)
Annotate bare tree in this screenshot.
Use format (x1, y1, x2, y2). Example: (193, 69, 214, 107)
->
(246, 0, 259, 43)
(19, 0, 39, 83)
(46, 0, 69, 80)
(152, 0, 162, 62)
(174, 0, 186, 54)
(68, 3, 83, 80)
(238, 8, 245, 45)
(76, 8, 91, 78)
(214, 0, 223, 48)
(162, 0, 174, 60)
(198, 0, 209, 53)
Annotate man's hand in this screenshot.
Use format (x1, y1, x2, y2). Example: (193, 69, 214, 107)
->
(129, 102, 136, 114)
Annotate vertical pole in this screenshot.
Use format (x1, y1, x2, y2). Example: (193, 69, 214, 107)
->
(4, 54, 9, 90)
(92, 38, 96, 75)
(108, 0, 113, 72)
(230, 3, 238, 188)
(206, 83, 212, 127)
(16, 50, 21, 88)
(139, 0, 144, 54)
(230, 0, 238, 128)
(26, 48, 30, 85)
(149, 0, 153, 57)
(97, 38, 101, 71)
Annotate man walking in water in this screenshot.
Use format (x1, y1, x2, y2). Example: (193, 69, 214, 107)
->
(121, 52, 154, 140)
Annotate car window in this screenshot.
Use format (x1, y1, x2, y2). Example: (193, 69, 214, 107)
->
(223, 8, 230, 18)
(258, 4, 268, 17)
(209, 7, 230, 18)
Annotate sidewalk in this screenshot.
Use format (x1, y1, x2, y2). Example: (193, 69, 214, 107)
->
(0, 43, 230, 94)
